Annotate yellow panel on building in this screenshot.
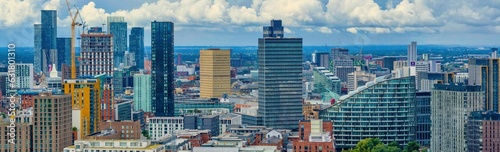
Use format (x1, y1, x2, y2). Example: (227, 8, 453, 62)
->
(200, 49, 231, 99)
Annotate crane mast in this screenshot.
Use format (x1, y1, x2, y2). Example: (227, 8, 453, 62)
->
(66, 0, 81, 79)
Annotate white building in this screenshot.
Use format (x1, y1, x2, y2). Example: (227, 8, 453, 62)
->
(64, 139, 165, 152)
(133, 74, 151, 112)
(347, 71, 376, 92)
(46, 63, 62, 90)
(124, 51, 136, 67)
(220, 113, 242, 133)
(454, 73, 468, 84)
(148, 117, 184, 140)
(176, 65, 195, 75)
(407, 41, 417, 65)
(15, 63, 34, 89)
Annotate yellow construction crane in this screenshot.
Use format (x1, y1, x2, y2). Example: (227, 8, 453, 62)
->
(66, 0, 82, 79)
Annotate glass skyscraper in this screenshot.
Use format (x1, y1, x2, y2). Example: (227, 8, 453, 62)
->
(41, 10, 57, 72)
(109, 21, 127, 67)
(151, 21, 175, 117)
(130, 27, 145, 69)
(257, 20, 303, 130)
(34, 24, 42, 72)
(56, 38, 71, 70)
(320, 76, 417, 150)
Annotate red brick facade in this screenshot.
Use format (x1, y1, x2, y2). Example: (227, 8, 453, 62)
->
(482, 121, 500, 152)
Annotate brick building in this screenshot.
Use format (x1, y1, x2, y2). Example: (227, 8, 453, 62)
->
(293, 119, 335, 152)
(176, 129, 211, 147)
(467, 111, 500, 152)
(84, 120, 141, 140)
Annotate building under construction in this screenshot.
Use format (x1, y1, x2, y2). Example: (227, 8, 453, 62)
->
(79, 33, 114, 77)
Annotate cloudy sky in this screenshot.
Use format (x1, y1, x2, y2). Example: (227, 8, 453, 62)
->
(1, 0, 499, 47)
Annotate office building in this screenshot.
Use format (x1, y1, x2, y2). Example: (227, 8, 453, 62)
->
(416, 91, 431, 146)
(64, 140, 165, 152)
(312, 52, 330, 68)
(258, 20, 303, 130)
(417, 72, 454, 91)
(468, 58, 500, 113)
(313, 67, 341, 95)
(431, 84, 483, 152)
(106, 16, 124, 33)
(134, 74, 152, 112)
(109, 21, 127, 67)
(57, 38, 71, 70)
(335, 66, 356, 82)
(79, 33, 114, 77)
(113, 68, 124, 94)
(151, 21, 175, 116)
(148, 117, 184, 140)
(130, 27, 145, 69)
(184, 115, 220, 136)
(34, 24, 42, 72)
(320, 76, 417, 150)
(200, 49, 231, 98)
(408, 41, 417, 65)
(293, 119, 335, 152)
(382, 57, 398, 71)
(41, 10, 57, 72)
(347, 70, 376, 92)
(33, 92, 72, 152)
(115, 98, 133, 121)
(63, 79, 101, 139)
(15, 63, 34, 89)
(466, 111, 500, 152)
(174, 99, 234, 116)
(220, 113, 242, 133)
(331, 48, 349, 60)
(263, 19, 284, 38)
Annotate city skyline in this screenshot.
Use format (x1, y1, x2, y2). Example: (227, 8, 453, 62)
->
(1, 0, 500, 46)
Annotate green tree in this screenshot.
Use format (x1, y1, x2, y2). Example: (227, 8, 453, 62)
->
(404, 141, 420, 152)
(343, 138, 402, 152)
(142, 130, 149, 138)
(72, 127, 78, 131)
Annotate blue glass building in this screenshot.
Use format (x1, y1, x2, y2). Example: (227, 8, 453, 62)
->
(416, 91, 431, 146)
(320, 76, 417, 150)
(34, 24, 42, 72)
(151, 21, 175, 117)
(130, 27, 145, 69)
(257, 20, 303, 130)
(56, 38, 71, 70)
(109, 22, 128, 67)
(41, 10, 57, 72)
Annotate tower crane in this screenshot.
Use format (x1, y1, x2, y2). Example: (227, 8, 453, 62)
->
(66, 0, 82, 79)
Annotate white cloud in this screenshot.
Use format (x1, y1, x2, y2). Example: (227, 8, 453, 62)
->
(317, 26, 333, 34)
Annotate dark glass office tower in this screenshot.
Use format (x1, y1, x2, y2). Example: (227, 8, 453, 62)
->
(109, 22, 128, 67)
(151, 21, 175, 117)
(34, 24, 42, 72)
(130, 27, 145, 69)
(41, 10, 57, 72)
(56, 38, 71, 70)
(263, 19, 284, 38)
(257, 20, 303, 130)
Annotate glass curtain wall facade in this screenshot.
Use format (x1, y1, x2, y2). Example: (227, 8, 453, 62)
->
(151, 21, 175, 117)
(109, 22, 127, 67)
(320, 76, 417, 150)
(130, 27, 145, 69)
(257, 37, 303, 130)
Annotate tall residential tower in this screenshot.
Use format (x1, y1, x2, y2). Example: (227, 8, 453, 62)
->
(151, 21, 175, 116)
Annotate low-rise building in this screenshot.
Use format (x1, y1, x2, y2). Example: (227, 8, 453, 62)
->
(184, 115, 220, 136)
(63, 140, 166, 152)
(292, 119, 335, 152)
(149, 117, 184, 140)
(176, 129, 211, 147)
(220, 113, 242, 133)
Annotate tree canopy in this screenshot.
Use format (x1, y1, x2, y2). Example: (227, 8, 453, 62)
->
(343, 138, 420, 152)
